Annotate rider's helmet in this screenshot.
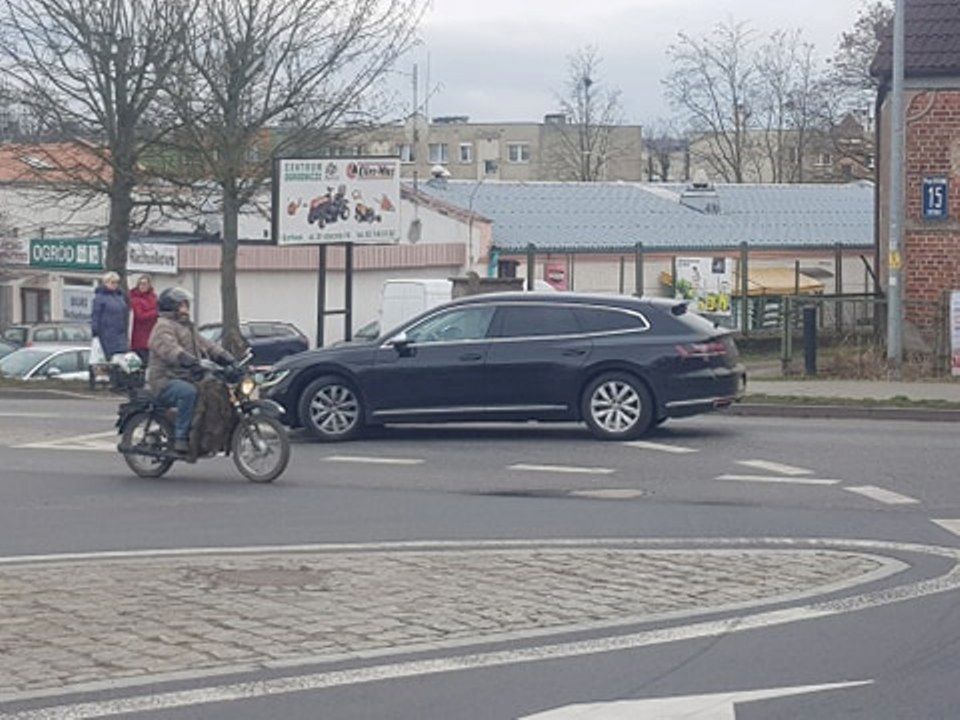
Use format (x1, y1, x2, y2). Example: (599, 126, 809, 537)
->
(158, 287, 193, 313)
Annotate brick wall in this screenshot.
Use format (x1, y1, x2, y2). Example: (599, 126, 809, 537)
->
(904, 89, 960, 331)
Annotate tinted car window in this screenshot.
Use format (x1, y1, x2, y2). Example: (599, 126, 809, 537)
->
(38, 351, 83, 375)
(494, 305, 580, 338)
(199, 326, 223, 342)
(573, 307, 648, 333)
(60, 325, 92, 341)
(406, 306, 495, 343)
(33, 328, 57, 342)
(2, 328, 27, 344)
(0, 348, 49, 377)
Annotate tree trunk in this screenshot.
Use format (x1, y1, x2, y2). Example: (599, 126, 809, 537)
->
(219, 188, 246, 357)
(106, 176, 133, 283)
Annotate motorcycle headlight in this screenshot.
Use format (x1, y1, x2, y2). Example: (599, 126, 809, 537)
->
(260, 369, 290, 389)
(240, 376, 256, 397)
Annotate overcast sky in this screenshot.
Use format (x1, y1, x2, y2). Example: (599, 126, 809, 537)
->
(395, 0, 869, 125)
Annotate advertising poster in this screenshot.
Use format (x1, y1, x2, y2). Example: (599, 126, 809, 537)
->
(951, 290, 960, 378)
(128, 243, 178, 275)
(62, 287, 95, 322)
(274, 158, 401, 246)
(675, 257, 733, 316)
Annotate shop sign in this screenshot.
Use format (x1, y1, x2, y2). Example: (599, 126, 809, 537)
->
(128, 243, 178, 275)
(675, 257, 733, 316)
(62, 287, 95, 321)
(0, 238, 29, 266)
(30, 239, 104, 271)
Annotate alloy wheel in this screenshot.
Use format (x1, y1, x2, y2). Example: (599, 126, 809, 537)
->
(309, 384, 360, 436)
(590, 380, 642, 433)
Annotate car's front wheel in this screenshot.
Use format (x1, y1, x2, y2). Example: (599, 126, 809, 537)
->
(581, 372, 654, 441)
(299, 375, 364, 442)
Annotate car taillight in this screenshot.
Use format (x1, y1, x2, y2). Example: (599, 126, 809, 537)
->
(676, 341, 727, 359)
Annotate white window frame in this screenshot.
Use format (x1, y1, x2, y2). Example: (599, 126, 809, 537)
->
(428, 142, 449, 164)
(816, 152, 833, 167)
(507, 142, 531, 164)
(397, 143, 415, 163)
(458, 143, 473, 163)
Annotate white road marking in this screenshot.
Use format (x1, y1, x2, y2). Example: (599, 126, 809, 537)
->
(844, 486, 920, 505)
(623, 440, 698, 454)
(324, 455, 424, 466)
(737, 459, 813, 476)
(569, 489, 645, 500)
(520, 681, 873, 719)
(15, 430, 117, 453)
(509, 463, 615, 476)
(716, 474, 841, 486)
(932, 519, 960, 536)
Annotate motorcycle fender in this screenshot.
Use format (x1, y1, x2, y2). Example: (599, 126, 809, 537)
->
(243, 399, 284, 419)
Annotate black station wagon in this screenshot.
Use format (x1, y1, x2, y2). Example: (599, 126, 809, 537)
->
(263, 293, 746, 441)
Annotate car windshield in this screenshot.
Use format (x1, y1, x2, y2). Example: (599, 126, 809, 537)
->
(199, 326, 223, 341)
(0, 348, 50, 378)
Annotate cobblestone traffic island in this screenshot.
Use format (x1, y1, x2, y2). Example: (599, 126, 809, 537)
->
(0, 543, 897, 699)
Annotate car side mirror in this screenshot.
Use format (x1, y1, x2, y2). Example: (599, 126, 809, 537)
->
(45, 367, 62, 378)
(387, 331, 414, 356)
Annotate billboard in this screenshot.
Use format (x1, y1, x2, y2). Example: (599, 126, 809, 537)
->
(674, 257, 733, 316)
(273, 158, 401, 246)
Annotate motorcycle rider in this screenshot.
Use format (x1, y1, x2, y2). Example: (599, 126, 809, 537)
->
(146, 287, 234, 454)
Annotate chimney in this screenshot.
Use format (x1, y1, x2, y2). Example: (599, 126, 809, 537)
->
(679, 181, 721, 214)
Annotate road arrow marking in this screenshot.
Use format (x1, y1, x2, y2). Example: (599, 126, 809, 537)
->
(737, 459, 813, 476)
(519, 680, 873, 719)
(844, 486, 919, 505)
(717, 474, 840, 486)
(932, 519, 960, 536)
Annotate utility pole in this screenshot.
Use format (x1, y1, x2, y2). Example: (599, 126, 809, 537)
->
(887, 0, 906, 375)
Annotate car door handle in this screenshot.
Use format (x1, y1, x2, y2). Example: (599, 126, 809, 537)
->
(459, 352, 483, 362)
(562, 349, 588, 357)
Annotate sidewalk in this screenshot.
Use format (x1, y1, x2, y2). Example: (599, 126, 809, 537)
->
(747, 379, 960, 403)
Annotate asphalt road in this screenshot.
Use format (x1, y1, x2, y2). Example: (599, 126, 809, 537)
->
(0, 396, 959, 719)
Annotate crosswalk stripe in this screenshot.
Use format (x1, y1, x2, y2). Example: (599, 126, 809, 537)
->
(737, 460, 813, 476)
(325, 455, 424, 466)
(716, 474, 840, 486)
(623, 440, 698, 454)
(932, 519, 960, 536)
(510, 464, 615, 476)
(844, 486, 920, 505)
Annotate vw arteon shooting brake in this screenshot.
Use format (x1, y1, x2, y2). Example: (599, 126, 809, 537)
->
(263, 293, 747, 441)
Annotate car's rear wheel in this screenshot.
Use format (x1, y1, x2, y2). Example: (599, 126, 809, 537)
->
(299, 375, 364, 442)
(581, 372, 654, 441)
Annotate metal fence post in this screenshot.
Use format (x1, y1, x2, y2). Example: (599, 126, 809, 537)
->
(835, 242, 844, 335)
(526, 244, 536, 291)
(781, 295, 792, 375)
(740, 242, 750, 335)
(634, 243, 644, 297)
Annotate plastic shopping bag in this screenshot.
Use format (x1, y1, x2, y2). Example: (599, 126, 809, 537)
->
(90, 337, 106, 365)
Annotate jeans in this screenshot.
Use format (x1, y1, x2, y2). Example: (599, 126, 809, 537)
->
(157, 380, 197, 441)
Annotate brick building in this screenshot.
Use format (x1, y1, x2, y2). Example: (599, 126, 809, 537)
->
(873, 0, 960, 342)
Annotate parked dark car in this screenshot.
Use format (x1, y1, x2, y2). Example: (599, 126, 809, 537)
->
(263, 293, 746, 442)
(198, 321, 309, 368)
(2, 323, 92, 347)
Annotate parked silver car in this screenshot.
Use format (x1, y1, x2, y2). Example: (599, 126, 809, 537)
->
(1, 323, 92, 348)
(0, 345, 91, 381)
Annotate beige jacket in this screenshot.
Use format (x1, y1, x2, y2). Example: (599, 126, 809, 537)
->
(146, 312, 225, 392)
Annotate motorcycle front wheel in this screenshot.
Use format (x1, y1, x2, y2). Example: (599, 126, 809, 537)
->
(121, 413, 174, 478)
(231, 415, 290, 483)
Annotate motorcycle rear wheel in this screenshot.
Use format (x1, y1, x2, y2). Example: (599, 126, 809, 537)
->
(231, 415, 290, 483)
(121, 413, 174, 478)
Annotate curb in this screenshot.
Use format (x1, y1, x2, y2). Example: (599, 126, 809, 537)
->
(0, 388, 113, 401)
(730, 402, 960, 422)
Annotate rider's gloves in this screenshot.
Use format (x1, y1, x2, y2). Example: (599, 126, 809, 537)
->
(215, 351, 236, 367)
(178, 352, 199, 369)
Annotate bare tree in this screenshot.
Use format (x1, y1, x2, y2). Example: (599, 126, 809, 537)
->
(643, 118, 685, 182)
(547, 46, 624, 182)
(0, 0, 194, 277)
(167, 0, 424, 353)
(664, 20, 757, 183)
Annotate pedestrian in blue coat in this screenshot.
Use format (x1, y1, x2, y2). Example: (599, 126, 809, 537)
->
(91, 271, 129, 359)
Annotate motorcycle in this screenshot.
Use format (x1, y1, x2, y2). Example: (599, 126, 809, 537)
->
(115, 353, 290, 482)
